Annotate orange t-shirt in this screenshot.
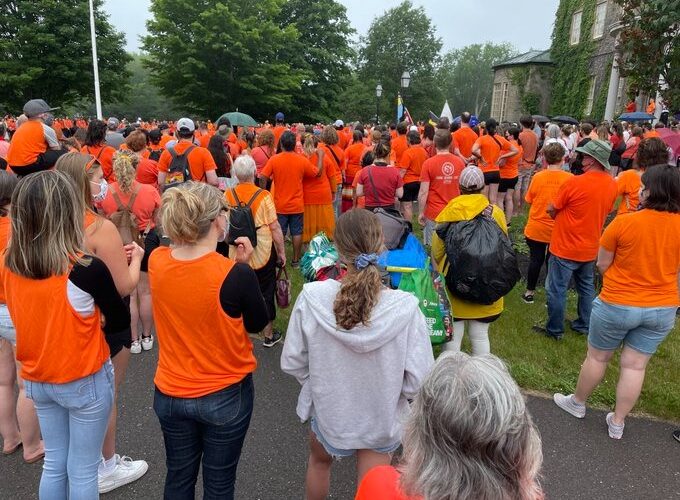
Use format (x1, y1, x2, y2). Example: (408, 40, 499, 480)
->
(159, 134, 174, 148)
(320, 144, 345, 185)
(355, 466, 420, 500)
(452, 126, 478, 157)
(99, 182, 161, 231)
(616, 169, 642, 214)
(599, 209, 680, 307)
(157, 141, 217, 183)
(81, 144, 117, 181)
(500, 140, 522, 179)
(420, 153, 465, 220)
(136, 158, 159, 186)
(7, 120, 48, 167)
(148, 248, 257, 398)
(272, 125, 287, 148)
(345, 142, 366, 182)
(392, 135, 409, 164)
(303, 153, 337, 205)
(550, 170, 618, 261)
(399, 145, 428, 184)
(261, 152, 319, 214)
(0, 217, 10, 303)
(524, 169, 574, 243)
(519, 129, 539, 170)
(473, 134, 512, 173)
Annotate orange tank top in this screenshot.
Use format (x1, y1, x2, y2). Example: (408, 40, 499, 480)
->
(148, 247, 257, 398)
(2, 261, 109, 383)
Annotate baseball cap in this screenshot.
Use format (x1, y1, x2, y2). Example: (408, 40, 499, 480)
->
(275, 112, 285, 122)
(409, 125, 419, 132)
(158, 122, 169, 131)
(107, 117, 120, 130)
(334, 119, 344, 128)
(23, 99, 59, 118)
(459, 165, 485, 190)
(176, 117, 195, 132)
(575, 139, 612, 170)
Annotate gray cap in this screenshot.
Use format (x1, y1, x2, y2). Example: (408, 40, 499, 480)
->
(23, 99, 59, 118)
(459, 165, 485, 190)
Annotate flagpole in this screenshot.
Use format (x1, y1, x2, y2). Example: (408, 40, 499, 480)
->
(89, 0, 103, 120)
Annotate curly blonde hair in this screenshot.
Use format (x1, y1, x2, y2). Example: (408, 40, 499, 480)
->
(333, 209, 384, 330)
(113, 151, 139, 194)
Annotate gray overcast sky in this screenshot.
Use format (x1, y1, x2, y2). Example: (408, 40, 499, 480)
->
(103, 0, 560, 54)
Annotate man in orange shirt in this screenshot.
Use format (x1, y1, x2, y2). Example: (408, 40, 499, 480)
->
(517, 116, 538, 210)
(452, 112, 478, 161)
(398, 130, 428, 222)
(260, 131, 322, 266)
(158, 122, 174, 148)
(391, 122, 409, 164)
(157, 118, 219, 189)
(534, 140, 618, 340)
(272, 112, 287, 150)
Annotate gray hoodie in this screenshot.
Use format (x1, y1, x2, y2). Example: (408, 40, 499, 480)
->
(280, 279, 434, 451)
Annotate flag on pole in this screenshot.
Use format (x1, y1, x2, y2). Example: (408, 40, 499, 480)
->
(397, 94, 404, 124)
(403, 107, 414, 125)
(440, 100, 454, 122)
(428, 111, 439, 126)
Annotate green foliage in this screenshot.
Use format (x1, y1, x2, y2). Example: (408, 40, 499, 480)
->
(510, 67, 541, 115)
(0, 0, 130, 112)
(613, 0, 680, 110)
(549, 0, 597, 118)
(439, 43, 518, 118)
(590, 58, 611, 121)
(521, 92, 542, 116)
(358, 1, 443, 122)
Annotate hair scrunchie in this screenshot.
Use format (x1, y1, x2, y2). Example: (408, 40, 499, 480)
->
(354, 253, 379, 271)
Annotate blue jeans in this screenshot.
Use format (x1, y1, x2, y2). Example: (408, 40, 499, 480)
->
(546, 256, 595, 337)
(153, 374, 254, 500)
(25, 361, 114, 500)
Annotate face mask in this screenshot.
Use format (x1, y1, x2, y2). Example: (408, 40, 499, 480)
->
(91, 179, 108, 203)
(217, 214, 229, 243)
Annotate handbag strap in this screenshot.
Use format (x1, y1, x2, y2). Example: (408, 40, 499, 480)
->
(366, 166, 381, 205)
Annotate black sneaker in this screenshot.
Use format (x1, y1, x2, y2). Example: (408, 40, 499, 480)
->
(522, 292, 535, 304)
(263, 331, 283, 348)
(532, 325, 563, 340)
(673, 430, 680, 443)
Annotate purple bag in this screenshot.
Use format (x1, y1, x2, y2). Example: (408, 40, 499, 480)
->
(276, 266, 291, 309)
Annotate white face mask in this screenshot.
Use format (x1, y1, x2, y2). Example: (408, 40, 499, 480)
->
(217, 214, 229, 243)
(91, 179, 108, 203)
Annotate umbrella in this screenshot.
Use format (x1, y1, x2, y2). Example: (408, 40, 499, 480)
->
(532, 115, 550, 123)
(658, 128, 680, 158)
(551, 115, 579, 125)
(216, 112, 257, 127)
(617, 112, 654, 122)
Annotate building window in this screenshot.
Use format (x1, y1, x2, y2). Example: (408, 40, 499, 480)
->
(500, 83, 509, 122)
(491, 83, 502, 119)
(585, 76, 597, 116)
(593, 1, 607, 39)
(570, 10, 582, 45)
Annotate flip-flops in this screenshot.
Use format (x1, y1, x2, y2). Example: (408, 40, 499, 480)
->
(24, 451, 45, 464)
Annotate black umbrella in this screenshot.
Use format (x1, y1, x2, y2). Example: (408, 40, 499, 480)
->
(532, 114, 550, 123)
(551, 115, 579, 125)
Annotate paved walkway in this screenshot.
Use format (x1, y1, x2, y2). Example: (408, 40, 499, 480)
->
(2, 342, 679, 499)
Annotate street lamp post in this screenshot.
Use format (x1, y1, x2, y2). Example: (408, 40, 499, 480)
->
(89, 0, 102, 120)
(399, 71, 411, 122)
(375, 84, 383, 125)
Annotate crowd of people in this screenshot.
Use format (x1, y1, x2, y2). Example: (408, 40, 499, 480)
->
(0, 97, 679, 499)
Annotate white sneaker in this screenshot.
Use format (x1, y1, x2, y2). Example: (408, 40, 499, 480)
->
(130, 340, 142, 354)
(98, 454, 148, 494)
(553, 393, 586, 418)
(141, 335, 154, 351)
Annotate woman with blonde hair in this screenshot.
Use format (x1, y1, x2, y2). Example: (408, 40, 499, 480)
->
(281, 209, 434, 500)
(0, 170, 137, 498)
(99, 152, 161, 353)
(357, 352, 544, 500)
(149, 182, 268, 499)
(55, 152, 148, 493)
(124, 130, 159, 187)
(301, 134, 337, 242)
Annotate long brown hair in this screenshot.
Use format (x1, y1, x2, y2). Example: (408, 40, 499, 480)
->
(333, 209, 384, 330)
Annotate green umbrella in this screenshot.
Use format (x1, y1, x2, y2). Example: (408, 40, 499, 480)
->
(216, 112, 258, 127)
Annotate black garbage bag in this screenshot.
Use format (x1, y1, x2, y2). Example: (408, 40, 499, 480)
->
(435, 205, 520, 305)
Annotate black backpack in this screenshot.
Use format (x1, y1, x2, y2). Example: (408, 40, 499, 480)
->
(435, 205, 520, 305)
(226, 188, 263, 248)
(164, 145, 196, 190)
(147, 146, 163, 162)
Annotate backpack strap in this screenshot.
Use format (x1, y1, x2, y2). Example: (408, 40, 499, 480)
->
(229, 188, 243, 207)
(111, 186, 125, 210)
(327, 146, 341, 167)
(244, 188, 264, 208)
(127, 189, 139, 211)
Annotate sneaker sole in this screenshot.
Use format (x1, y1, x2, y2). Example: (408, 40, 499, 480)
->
(263, 337, 283, 348)
(99, 462, 149, 494)
(553, 394, 586, 418)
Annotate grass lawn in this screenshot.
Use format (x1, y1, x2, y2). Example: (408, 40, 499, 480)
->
(272, 211, 680, 422)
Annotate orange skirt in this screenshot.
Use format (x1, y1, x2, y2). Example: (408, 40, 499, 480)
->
(303, 204, 335, 243)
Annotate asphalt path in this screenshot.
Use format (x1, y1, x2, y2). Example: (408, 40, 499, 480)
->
(2, 339, 679, 499)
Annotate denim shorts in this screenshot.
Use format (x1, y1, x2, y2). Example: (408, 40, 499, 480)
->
(277, 213, 304, 237)
(310, 417, 400, 459)
(588, 297, 677, 355)
(0, 304, 16, 345)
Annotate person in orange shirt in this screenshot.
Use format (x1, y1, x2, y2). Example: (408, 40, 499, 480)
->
(391, 122, 409, 165)
(123, 130, 160, 187)
(535, 140, 617, 340)
(81, 119, 117, 181)
(334, 120, 349, 149)
(272, 112, 287, 150)
(260, 131, 323, 266)
(646, 98, 656, 115)
(522, 144, 573, 304)
(157, 118, 219, 189)
(158, 123, 174, 148)
(343, 131, 368, 213)
(144, 128, 165, 162)
(0, 170, 139, 498)
(398, 130, 428, 222)
(301, 134, 337, 242)
(554, 164, 680, 440)
(517, 116, 539, 210)
(318, 126, 345, 217)
(149, 182, 267, 498)
(498, 127, 523, 223)
(471, 119, 518, 206)
(452, 112, 479, 160)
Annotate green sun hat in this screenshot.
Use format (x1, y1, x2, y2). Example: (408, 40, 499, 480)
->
(575, 139, 612, 170)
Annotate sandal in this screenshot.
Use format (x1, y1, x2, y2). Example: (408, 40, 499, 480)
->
(2, 441, 22, 456)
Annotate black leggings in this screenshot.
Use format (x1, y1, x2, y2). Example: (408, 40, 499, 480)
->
(526, 237, 551, 291)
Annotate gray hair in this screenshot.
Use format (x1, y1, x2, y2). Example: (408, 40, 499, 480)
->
(399, 352, 543, 500)
(546, 123, 561, 140)
(233, 155, 257, 183)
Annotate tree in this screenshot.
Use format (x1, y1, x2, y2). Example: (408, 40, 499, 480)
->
(277, 0, 355, 123)
(438, 43, 517, 118)
(0, 0, 130, 112)
(613, 0, 680, 110)
(358, 1, 443, 122)
(143, 0, 307, 120)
